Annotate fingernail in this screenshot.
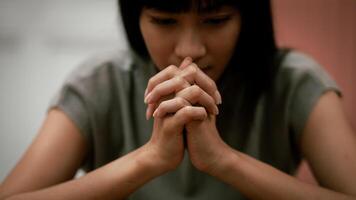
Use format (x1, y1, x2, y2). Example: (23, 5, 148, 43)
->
(144, 93, 151, 104)
(153, 109, 158, 118)
(214, 91, 222, 104)
(144, 88, 148, 97)
(180, 57, 192, 68)
(214, 106, 219, 115)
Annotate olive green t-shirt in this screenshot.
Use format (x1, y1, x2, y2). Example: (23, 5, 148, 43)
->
(49, 49, 340, 199)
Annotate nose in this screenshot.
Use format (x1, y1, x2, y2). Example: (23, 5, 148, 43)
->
(174, 29, 206, 62)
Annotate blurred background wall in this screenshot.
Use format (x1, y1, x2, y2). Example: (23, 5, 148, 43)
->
(0, 0, 355, 183)
(0, 0, 126, 181)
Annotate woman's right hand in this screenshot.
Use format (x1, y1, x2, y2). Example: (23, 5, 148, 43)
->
(145, 98, 208, 172)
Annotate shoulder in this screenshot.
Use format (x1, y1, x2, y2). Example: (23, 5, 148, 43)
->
(59, 49, 154, 97)
(280, 50, 337, 87)
(64, 49, 138, 85)
(274, 50, 340, 96)
(48, 49, 149, 143)
(278, 50, 328, 82)
(50, 49, 150, 114)
(281, 50, 318, 69)
(271, 50, 341, 137)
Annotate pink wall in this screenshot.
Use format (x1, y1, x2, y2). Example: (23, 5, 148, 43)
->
(273, 0, 356, 129)
(272, 0, 356, 184)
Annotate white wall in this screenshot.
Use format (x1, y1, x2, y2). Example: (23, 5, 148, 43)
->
(0, 0, 127, 181)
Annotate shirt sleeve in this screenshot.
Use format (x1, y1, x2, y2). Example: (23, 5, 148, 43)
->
(47, 58, 114, 170)
(285, 52, 341, 146)
(49, 82, 93, 142)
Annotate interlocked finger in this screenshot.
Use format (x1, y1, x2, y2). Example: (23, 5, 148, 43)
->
(166, 106, 208, 128)
(176, 84, 219, 115)
(145, 65, 180, 97)
(153, 97, 190, 118)
(145, 76, 190, 104)
(145, 57, 192, 97)
(178, 63, 222, 104)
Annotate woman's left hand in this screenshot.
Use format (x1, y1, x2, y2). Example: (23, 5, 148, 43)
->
(184, 113, 232, 175)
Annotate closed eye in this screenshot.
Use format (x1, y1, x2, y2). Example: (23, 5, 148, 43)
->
(150, 17, 177, 25)
(203, 16, 232, 25)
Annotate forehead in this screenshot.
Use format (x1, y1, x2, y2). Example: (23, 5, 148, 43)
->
(140, 0, 238, 13)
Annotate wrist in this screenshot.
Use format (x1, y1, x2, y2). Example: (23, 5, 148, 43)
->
(205, 145, 238, 178)
(136, 144, 172, 176)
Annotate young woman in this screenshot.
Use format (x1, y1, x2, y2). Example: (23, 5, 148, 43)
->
(1, 0, 356, 199)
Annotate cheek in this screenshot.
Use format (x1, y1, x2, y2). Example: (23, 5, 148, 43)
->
(206, 25, 240, 80)
(210, 27, 239, 64)
(222, 25, 239, 52)
(140, 25, 173, 70)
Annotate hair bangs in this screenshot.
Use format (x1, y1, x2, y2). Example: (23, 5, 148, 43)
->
(139, 0, 239, 13)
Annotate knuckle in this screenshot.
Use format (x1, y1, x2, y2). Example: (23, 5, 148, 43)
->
(191, 85, 202, 98)
(148, 77, 156, 86)
(167, 65, 178, 74)
(192, 84, 200, 90)
(174, 76, 189, 92)
(174, 76, 184, 85)
(200, 107, 208, 116)
(154, 107, 161, 117)
(183, 106, 194, 115)
(209, 95, 216, 105)
(191, 63, 199, 70)
(187, 64, 198, 76)
(157, 101, 166, 110)
(176, 97, 187, 107)
(207, 79, 217, 91)
(154, 82, 164, 91)
(179, 106, 189, 116)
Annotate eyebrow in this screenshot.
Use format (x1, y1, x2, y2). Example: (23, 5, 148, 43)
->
(145, 5, 234, 15)
(145, 3, 235, 13)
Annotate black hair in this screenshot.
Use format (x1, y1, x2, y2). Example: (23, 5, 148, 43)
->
(119, 0, 278, 133)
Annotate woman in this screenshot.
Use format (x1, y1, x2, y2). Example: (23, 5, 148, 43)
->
(1, 0, 356, 199)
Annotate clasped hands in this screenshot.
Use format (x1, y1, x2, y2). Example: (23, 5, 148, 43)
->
(144, 57, 232, 176)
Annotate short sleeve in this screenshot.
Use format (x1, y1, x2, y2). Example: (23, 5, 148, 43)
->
(49, 82, 93, 142)
(48, 74, 95, 170)
(284, 52, 342, 144)
(47, 55, 116, 170)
